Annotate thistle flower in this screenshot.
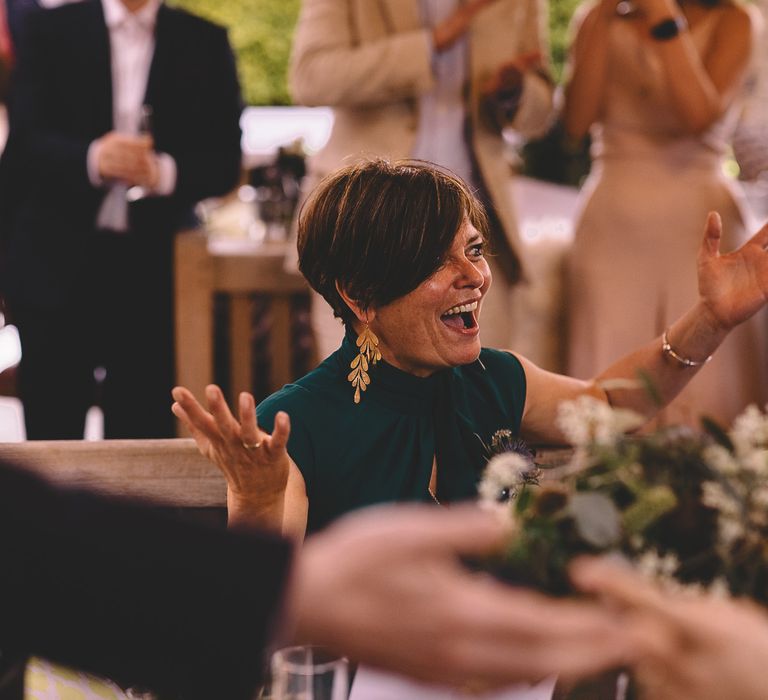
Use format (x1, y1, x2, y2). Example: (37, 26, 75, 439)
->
(478, 451, 538, 507)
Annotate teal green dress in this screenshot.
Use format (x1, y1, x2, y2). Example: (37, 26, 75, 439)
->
(257, 331, 527, 533)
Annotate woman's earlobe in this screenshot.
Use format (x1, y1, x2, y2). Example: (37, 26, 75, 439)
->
(335, 281, 370, 324)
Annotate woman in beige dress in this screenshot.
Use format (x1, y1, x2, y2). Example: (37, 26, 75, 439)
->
(564, 0, 767, 426)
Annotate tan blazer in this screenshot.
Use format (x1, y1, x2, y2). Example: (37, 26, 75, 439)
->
(289, 0, 555, 274)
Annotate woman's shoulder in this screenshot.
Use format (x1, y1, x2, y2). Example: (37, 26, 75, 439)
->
(478, 347, 526, 380)
(257, 382, 311, 414)
(453, 349, 527, 432)
(463, 348, 527, 400)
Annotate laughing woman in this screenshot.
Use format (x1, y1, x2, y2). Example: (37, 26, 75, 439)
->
(172, 160, 768, 539)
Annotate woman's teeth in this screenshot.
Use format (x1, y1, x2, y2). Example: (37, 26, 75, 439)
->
(442, 301, 478, 317)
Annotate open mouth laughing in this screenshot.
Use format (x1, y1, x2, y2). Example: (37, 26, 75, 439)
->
(440, 300, 479, 332)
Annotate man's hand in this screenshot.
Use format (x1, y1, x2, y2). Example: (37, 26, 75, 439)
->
(288, 505, 636, 689)
(572, 557, 768, 700)
(96, 131, 159, 189)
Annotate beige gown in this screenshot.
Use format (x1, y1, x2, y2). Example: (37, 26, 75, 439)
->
(567, 10, 768, 427)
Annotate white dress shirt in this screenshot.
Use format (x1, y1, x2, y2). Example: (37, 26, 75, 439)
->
(410, 0, 474, 184)
(87, 0, 176, 232)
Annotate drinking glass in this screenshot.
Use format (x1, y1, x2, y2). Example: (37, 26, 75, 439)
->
(126, 104, 154, 202)
(270, 646, 348, 700)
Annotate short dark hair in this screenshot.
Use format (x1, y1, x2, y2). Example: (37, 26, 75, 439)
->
(297, 159, 489, 326)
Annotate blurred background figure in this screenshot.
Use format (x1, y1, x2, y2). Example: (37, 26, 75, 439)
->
(289, 0, 555, 360)
(3, 0, 38, 49)
(732, 0, 768, 213)
(563, 0, 767, 426)
(0, 0, 242, 439)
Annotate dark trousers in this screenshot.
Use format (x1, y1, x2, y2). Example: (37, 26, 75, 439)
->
(10, 232, 176, 439)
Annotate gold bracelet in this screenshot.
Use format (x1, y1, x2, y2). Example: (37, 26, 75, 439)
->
(662, 328, 712, 368)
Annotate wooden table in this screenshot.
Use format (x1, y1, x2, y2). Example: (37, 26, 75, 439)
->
(174, 232, 308, 435)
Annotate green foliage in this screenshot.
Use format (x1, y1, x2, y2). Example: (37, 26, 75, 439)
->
(549, 0, 582, 83)
(170, 0, 300, 105)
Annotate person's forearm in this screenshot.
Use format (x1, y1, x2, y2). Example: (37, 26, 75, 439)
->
(595, 301, 727, 417)
(227, 488, 285, 532)
(563, 1, 613, 139)
(644, 0, 749, 133)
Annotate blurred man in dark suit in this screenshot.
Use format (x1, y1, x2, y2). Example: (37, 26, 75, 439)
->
(0, 0, 242, 439)
(0, 457, 636, 700)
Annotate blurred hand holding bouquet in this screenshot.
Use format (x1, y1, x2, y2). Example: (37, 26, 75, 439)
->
(480, 398, 768, 601)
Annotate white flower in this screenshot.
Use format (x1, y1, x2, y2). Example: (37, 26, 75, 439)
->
(706, 577, 731, 600)
(741, 448, 768, 477)
(703, 444, 740, 477)
(478, 452, 533, 506)
(730, 404, 768, 456)
(718, 516, 745, 549)
(555, 396, 644, 447)
(753, 485, 768, 510)
(701, 481, 740, 518)
(636, 549, 679, 580)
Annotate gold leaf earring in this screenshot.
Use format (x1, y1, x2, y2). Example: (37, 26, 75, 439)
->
(348, 323, 381, 404)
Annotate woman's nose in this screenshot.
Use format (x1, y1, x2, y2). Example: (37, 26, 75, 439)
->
(457, 257, 485, 288)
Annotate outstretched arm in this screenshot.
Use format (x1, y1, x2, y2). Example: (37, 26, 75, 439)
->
(172, 385, 309, 539)
(520, 212, 768, 443)
(562, 0, 614, 140)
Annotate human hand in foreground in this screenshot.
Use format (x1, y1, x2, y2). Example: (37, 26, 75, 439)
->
(288, 505, 636, 690)
(571, 557, 768, 700)
(697, 212, 768, 333)
(172, 385, 291, 529)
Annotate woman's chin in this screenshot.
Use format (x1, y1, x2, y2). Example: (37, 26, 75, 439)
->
(451, 340, 482, 367)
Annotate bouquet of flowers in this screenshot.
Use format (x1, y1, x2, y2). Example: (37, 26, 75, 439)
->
(479, 398, 768, 601)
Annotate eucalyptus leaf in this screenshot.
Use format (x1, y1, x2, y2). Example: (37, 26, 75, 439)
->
(567, 492, 622, 548)
(637, 369, 663, 408)
(701, 415, 734, 451)
(622, 485, 677, 535)
(516, 486, 533, 514)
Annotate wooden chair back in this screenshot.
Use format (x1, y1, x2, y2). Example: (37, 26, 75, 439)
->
(0, 438, 225, 507)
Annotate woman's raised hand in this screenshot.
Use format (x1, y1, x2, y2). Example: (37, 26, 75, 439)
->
(172, 385, 291, 529)
(697, 212, 768, 332)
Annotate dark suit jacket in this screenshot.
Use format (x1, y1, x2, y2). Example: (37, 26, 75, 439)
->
(0, 0, 242, 307)
(0, 459, 292, 700)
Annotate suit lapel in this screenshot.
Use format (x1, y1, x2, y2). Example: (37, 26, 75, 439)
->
(143, 3, 171, 110)
(86, 0, 114, 131)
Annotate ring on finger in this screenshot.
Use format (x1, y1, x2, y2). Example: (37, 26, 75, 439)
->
(242, 440, 262, 450)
